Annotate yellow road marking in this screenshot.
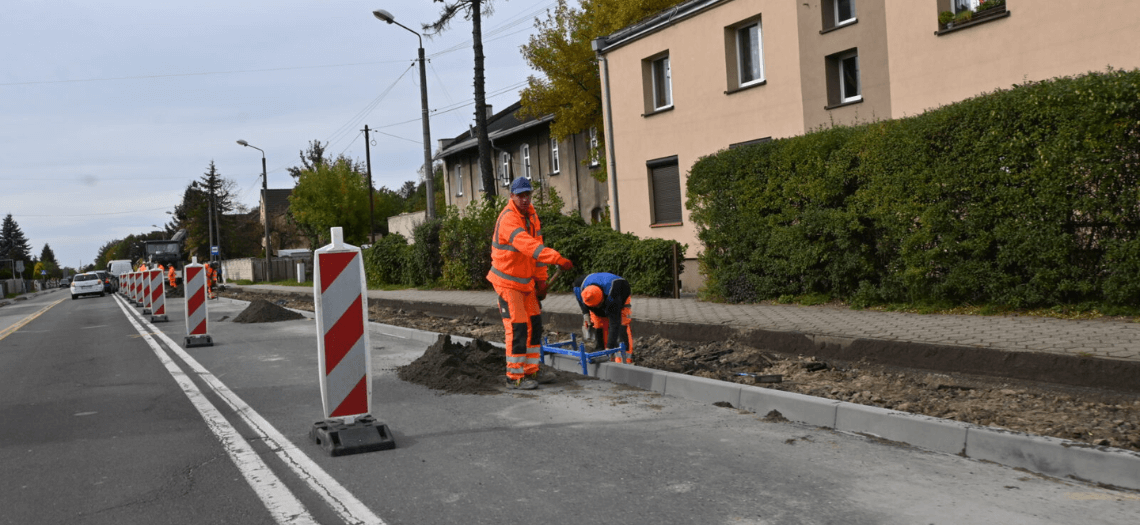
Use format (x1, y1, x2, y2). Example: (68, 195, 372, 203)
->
(0, 298, 67, 342)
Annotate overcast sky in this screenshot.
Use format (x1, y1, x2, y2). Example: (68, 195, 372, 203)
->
(1, 0, 555, 271)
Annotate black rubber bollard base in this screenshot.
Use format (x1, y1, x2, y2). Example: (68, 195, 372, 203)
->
(185, 334, 213, 347)
(151, 315, 168, 323)
(310, 415, 396, 457)
(142, 308, 152, 315)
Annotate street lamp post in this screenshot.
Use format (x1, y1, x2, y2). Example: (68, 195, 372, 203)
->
(236, 140, 273, 282)
(373, 8, 435, 220)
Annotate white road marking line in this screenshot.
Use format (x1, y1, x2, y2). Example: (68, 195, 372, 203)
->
(120, 295, 386, 525)
(113, 296, 317, 525)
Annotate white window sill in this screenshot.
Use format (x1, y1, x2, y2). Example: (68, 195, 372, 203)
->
(821, 18, 857, 34)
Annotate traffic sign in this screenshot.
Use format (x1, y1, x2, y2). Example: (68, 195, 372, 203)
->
(211, 246, 219, 255)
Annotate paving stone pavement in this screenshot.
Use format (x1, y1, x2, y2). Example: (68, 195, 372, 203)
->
(248, 285, 1140, 363)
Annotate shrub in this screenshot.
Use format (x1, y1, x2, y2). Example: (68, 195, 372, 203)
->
(688, 69, 1140, 307)
(363, 233, 411, 287)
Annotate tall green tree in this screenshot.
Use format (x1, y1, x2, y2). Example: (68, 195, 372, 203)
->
(0, 213, 32, 278)
(38, 244, 60, 278)
(426, 0, 498, 200)
(289, 156, 372, 246)
(39, 243, 57, 266)
(167, 161, 241, 261)
(519, 0, 686, 181)
(286, 140, 329, 180)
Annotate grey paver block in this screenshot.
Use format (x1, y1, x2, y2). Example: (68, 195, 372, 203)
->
(662, 372, 742, 407)
(738, 386, 838, 428)
(965, 426, 1140, 491)
(835, 402, 969, 455)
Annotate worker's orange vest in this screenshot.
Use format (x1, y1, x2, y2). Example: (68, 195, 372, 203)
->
(486, 199, 557, 291)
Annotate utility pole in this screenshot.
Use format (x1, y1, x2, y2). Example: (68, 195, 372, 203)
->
(363, 124, 375, 243)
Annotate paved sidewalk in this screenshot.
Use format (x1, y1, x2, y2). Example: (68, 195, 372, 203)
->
(244, 285, 1140, 364)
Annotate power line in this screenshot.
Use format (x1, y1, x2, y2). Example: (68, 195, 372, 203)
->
(0, 60, 410, 87)
(15, 206, 172, 217)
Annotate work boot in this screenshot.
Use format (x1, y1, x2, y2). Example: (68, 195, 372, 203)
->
(530, 366, 557, 384)
(506, 377, 538, 390)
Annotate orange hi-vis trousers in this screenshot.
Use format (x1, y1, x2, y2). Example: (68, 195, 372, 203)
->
(590, 296, 633, 363)
(495, 285, 542, 380)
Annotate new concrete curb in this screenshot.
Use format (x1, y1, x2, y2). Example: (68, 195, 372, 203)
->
(549, 356, 1140, 491)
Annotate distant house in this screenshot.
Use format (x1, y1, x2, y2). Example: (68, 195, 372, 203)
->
(438, 101, 610, 223)
(593, 0, 1140, 291)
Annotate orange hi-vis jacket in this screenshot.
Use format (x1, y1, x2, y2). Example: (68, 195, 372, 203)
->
(487, 199, 562, 291)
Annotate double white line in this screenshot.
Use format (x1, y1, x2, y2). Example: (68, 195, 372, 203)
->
(113, 295, 385, 525)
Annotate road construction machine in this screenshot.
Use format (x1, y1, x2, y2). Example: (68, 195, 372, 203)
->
(141, 229, 187, 296)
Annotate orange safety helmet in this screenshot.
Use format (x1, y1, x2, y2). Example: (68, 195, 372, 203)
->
(581, 285, 603, 307)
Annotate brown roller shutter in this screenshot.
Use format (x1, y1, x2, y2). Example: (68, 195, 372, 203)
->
(649, 157, 682, 224)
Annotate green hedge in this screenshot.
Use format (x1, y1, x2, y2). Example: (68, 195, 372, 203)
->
(364, 189, 684, 297)
(689, 68, 1140, 307)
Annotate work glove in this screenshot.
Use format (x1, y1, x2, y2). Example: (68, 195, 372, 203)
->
(535, 279, 548, 301)
(556, 257, 573, 271)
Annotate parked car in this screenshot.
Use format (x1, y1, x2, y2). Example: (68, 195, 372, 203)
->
(71, 272, 105, 299)
(93, 270, 113, 293)
(59, 276, 71, 289)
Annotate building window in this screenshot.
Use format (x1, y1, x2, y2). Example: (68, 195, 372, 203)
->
(835, 0, 856, 26)
(521, 144, 532, 179)
(589, 127, 600, 167)
(952, 0, 979, 13)
(839, 51, 860, 103)
(736, 22, 764, 87)
(827, 49, 861, 106)
(454, 164, 463, 196)
(499, 151, 512, 186)
(550, 137, 560, 174)
(651, 55, 672, 110)
(648, 156, 682, 226)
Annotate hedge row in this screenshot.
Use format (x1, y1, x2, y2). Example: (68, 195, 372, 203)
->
(363, 191, 685, 297)
(688, 68, 1140, 307)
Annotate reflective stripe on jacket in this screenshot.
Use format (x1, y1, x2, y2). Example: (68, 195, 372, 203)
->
(486, 199, 561, 291)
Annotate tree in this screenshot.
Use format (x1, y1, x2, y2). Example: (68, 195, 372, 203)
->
(39, 244, 60, 278)
(167, 162, 241, 262)
(0, 213, 33, 278)
(425, 0, 498, 200)
(289, 156, 372, 246)
(519, 0, 687, 181)
(286, 140, 329, 180)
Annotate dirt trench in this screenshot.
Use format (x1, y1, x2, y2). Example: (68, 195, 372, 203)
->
(219, 289, 1140, 452)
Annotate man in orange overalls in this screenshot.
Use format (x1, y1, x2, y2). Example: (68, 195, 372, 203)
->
(488, 177, 573, 390)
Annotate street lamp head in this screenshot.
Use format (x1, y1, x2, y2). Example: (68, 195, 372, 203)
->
(236, 139, 249, 147)
(373, 9, 395, 23)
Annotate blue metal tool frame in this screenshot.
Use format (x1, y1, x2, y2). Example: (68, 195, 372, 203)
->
(540, 333, 628, 376)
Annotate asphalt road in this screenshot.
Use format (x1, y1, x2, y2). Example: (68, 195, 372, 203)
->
(1, 289, 1137, 524)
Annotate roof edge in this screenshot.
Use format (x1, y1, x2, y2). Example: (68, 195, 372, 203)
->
(595, 0, 728, 54)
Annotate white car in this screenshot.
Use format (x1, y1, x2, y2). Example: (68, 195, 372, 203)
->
(71, 272, 105, 299)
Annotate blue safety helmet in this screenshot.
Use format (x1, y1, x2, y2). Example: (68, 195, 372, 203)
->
(510, 177, 533, 195)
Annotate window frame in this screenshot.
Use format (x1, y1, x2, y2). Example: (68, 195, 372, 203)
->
(838, 50, 861, 104)
(647, 155, 683, 227)
(651, 55, 673, 111)
(454, 163, 463, 197)
(499, 151, 512, 186)
(521, 143, 532, 179)
(736, 21, 765, 88)
(550, 137, 560, 174)
(835, 0, 857, 26)
(589, 127, 600, 167)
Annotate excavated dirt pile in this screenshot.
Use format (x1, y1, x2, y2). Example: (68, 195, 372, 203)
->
(232, 299, 306, 323)
(397, 335, 509, 395)
(221, 288, 1140, 451)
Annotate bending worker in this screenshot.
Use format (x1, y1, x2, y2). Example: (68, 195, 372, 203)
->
(573, 272, 634, 364)
(488, 177, 573, 390)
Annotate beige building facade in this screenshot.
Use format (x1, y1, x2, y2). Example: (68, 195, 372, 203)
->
(595, 0, 1140, 292)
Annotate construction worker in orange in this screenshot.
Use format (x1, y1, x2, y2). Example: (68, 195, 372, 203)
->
(573, 272, 634, 364)
(488, 177, 573, 390)
(206, 262, 218, 299)
(168, 264, 177, 288)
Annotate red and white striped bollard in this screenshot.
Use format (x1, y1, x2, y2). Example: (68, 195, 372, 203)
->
(183, 258, 212, 347)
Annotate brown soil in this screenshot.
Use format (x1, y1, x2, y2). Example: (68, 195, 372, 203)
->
(220, 289, 1140, 452)
(232, 299, 306, 323)
(396, 335, 578, 395)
